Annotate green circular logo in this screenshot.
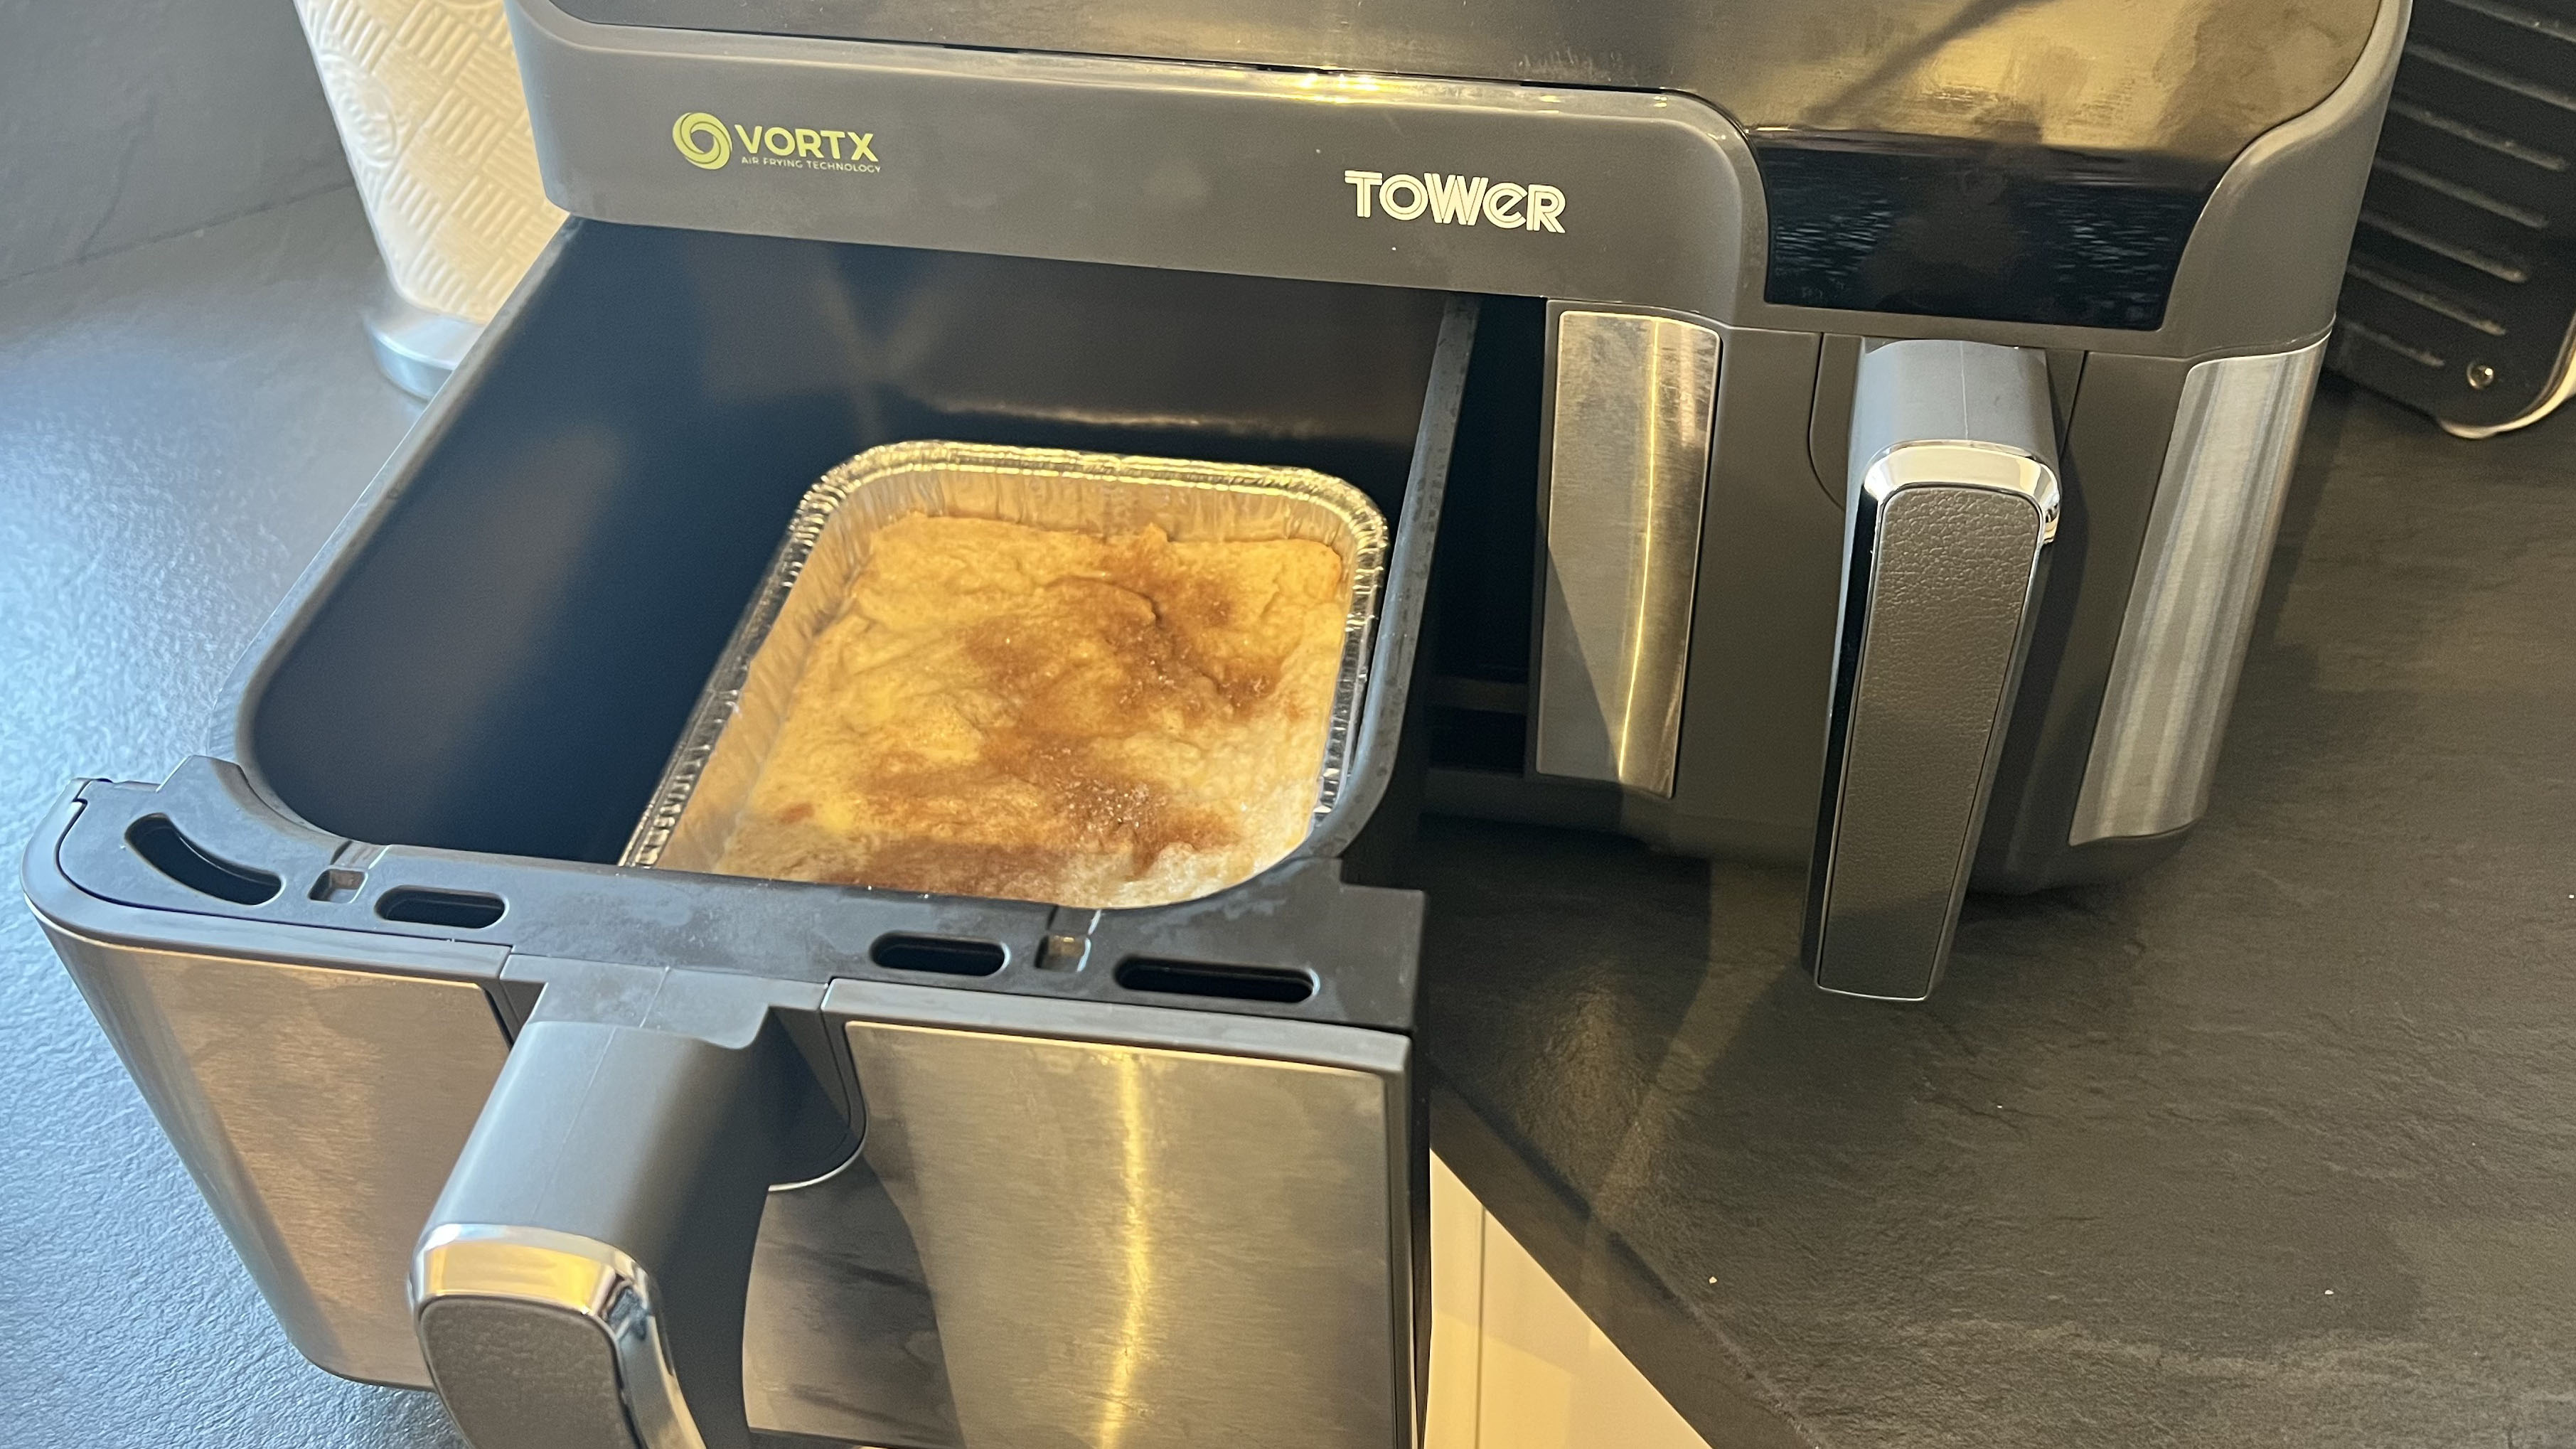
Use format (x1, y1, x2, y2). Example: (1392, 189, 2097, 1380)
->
(672, 112, 729, 170)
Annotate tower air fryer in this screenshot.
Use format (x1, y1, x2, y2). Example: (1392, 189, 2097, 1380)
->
(26, 2, 2404, 1444)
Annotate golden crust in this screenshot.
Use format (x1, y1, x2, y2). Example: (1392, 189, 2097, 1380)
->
(715, 513, 1350, 907)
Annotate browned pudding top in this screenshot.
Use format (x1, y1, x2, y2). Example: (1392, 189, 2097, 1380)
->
(717, 513, 1351, 907)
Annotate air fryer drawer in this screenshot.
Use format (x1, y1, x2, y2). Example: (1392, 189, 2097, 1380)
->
(27, 221, 1475, 1436)
(52, 218, 1476, 1025)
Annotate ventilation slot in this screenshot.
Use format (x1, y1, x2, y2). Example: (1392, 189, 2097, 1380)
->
(2347, 259, 2511, 335)
(1114, 958, 1315, 1004)
(2358, 208, 2530, 282)
(125, 816, 281, 905)
(2340, 318, 2449, 369)
(2385, 97, 2569, 171)
(870, 934, 1007, 976)
(376, 887, 506, 929)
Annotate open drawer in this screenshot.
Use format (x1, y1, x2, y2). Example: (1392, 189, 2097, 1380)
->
(58, 220, 1473, 1019)
(28, 220, 1477, 1449)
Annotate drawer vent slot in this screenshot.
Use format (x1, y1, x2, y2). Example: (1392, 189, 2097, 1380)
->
(125, 816, 281, 906)
(376, 887, 506, 929)
(870, 934, 1008, 976)
(1113, 958, 1315, 1004)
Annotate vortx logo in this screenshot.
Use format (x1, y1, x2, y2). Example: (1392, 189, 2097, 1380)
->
(672, 111, 879, 173)
(1342, 170, 1564, 232)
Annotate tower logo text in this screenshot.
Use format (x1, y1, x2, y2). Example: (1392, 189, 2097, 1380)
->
(1342, 170, 1564, 231)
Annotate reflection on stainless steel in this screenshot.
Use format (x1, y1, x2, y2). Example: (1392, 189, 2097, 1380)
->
(744, 1155, 960, 1447)
(625, 440, 1387, 878)
(1535, 309, 1721, 796)
(412, 1224, 709, 1449)
(2073, 340, 2326, 843)
(360, 273, 481, 402)
(1811, 340, 2058, 1002)
(828, 979, 1415, 1449)
(38, 924, 507, 1387)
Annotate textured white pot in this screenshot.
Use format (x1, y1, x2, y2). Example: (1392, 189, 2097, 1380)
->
(292, 0, 563, 394)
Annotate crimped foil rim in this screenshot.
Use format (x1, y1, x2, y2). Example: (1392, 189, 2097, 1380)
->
(621, 440, 1388, 883)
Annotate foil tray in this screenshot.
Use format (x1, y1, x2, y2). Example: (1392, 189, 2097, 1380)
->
(621, 439, 1389, 889)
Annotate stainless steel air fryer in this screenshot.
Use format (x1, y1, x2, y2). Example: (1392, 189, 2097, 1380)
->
(26, 2, 2404, 1445)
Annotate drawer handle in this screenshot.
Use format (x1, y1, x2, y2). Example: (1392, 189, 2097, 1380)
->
(1805, 340, 2060, 1001)
(413, 983, 849, 1449)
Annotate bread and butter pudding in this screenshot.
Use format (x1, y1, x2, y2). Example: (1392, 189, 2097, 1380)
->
(713, 512, 1352, 907)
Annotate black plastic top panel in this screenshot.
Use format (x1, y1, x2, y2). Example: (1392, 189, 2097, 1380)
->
(553, 0, 2380, 327)
(560, 0, 2378, 167)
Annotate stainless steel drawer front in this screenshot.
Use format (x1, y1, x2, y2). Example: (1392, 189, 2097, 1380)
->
(829, 980, 1415, 1449)
(2072, 339, 2326, 845)
(40, 929, 509, 1387)
(1535, 309, 1722, 795)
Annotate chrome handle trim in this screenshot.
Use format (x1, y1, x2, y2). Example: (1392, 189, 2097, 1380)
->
(1534, 308, 1721, 796)
(1860, 439, 2063, 535)
(412, 1224, 711, 1449)
(2070, 338, 2325, 845)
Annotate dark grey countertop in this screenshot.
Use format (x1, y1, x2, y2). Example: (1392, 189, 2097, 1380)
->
(4, 186, 2571, 1448)
(0, 191, 451, 1447)
(1415, 361, 2576, 1445)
